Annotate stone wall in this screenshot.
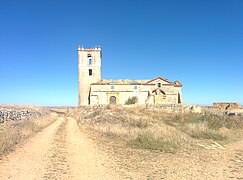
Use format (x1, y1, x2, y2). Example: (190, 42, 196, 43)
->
(147, 104, 203, 113)
(90, 83, 182, 105)
(201, 105, 243, 116)
(146, 104, 183, 112)
(213, 102, 241, 110)
(90, 90, 149, 105)
(91, 84, 152, 92)
(0, 107, 49, 123)
(91, 84, 152, 105)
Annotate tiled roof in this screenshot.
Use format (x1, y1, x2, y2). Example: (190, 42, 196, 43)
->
(91, 77, 182, 87)
(91, 79, 149, 85)
(145, 77, 173, 84)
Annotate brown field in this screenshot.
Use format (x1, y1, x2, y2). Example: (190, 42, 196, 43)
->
(0, 105, 242, 179)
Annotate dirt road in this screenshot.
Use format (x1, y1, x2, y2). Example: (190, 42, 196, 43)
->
(0, 116, 121, 180)
(0, 115, 242, 179)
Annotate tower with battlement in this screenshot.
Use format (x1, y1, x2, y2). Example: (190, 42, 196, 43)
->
(77, 45, 102, 106)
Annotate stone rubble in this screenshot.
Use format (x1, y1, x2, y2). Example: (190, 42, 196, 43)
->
(0, 107, 49, 123)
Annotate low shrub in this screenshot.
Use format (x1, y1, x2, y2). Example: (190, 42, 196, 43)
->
(125, 96, 138, 105)
(128, 133, 177, 153)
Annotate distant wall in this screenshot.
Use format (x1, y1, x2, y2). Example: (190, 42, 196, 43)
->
(213, 102, 241, 110)
(0, 107, 49, 123)
(90, 84, 182, 105)
(146, 104, 183, 112)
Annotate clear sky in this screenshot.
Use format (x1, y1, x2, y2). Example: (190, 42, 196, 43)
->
(0, 0, 242, 106)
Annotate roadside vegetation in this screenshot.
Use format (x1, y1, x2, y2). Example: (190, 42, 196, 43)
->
(0, 111, 58, 157)
(70, 106, 243, 153)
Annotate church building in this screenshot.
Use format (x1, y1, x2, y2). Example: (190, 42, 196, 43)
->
(78, 46, 182, 106)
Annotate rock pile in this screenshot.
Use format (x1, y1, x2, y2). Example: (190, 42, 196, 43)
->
(225, 109, 243, 116)
(0, 108, 49, 123)
(213, 102, 241, 110)
(183, 105, 202, 113)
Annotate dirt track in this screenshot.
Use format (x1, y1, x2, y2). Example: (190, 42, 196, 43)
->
(0, 116, 121, 179)
(0, 115, 242, 179)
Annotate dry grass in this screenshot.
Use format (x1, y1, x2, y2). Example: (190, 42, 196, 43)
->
(69, 106, 243, 153)
(0, 112, 58, 156)
(128, 132, 178, 153)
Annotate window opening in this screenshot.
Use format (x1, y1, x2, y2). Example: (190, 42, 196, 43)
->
(108, 82, 117, 85)
(109, 96, 116, 104)
(89, 69, 92, 76)
(89, 59, 92, 65)
(178, 93, 181, 104)
(158, 83, 161, 87)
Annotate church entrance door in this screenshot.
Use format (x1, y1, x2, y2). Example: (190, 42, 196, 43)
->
(109, 96, 116, 104)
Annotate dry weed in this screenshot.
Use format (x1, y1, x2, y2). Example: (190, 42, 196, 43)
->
(0, 112, 58, 156)
(70, 106, 243, 152)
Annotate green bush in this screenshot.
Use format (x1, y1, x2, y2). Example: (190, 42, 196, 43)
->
(125, 96, 138, 105)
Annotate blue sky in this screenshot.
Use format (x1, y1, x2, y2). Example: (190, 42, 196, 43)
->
(0, 0, 242, 106)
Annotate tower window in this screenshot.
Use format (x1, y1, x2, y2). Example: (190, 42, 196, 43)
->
(89, 59, 92, 65)
(87, 54, 91, 58)
(158, 83, 161, 87)
(89, 69, 92, 76)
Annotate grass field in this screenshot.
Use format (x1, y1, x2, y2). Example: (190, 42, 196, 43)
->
(71, 106, 243, 153)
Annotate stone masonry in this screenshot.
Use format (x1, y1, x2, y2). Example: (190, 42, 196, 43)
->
(78, 46, 183, 106)
(213, 102, 241, 110)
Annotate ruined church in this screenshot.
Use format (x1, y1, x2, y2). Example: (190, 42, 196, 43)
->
(78, 46, 182, 106)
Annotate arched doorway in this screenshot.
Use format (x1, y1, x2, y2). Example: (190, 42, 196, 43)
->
(109, 96, 116, 104)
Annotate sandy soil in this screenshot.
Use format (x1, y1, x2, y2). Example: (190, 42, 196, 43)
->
(83, 127, 243, 180)
(0, 116, 122, 179)
(0, 115, 242, 180)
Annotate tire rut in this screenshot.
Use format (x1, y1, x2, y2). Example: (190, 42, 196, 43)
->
(43, 119, 71, 179)
(0, 116, 64, 180)
(226, 149, 243, 179)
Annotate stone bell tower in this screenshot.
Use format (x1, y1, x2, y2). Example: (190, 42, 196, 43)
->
(78, 45, 102, 106)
